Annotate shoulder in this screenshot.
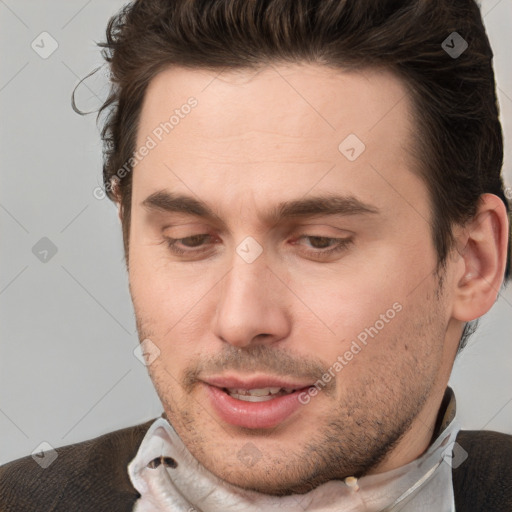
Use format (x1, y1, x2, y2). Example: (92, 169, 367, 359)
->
(453, 429, 512, 512)
(0, 417, 157, 512)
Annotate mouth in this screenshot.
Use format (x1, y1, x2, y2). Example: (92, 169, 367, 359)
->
(201, 375, 313, 429)
(222, 386, 302, 402)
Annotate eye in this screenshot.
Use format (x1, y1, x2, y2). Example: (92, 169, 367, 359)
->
(292, 235, 353, 259)
(162, 234, 353, 260)
(164, 234, 214, 256)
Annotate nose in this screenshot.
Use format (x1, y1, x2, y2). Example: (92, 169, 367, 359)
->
(212, 248, 291, 348)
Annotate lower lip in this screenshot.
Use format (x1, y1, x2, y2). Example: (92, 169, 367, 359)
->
(204, 384, 308, 429)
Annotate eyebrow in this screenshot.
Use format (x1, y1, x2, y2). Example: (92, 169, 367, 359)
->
(142, 190, 380, 227)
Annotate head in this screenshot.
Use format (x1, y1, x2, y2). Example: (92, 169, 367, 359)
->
(90, 0, 510, 495)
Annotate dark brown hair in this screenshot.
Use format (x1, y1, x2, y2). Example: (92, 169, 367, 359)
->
(84, 0, 511, 346)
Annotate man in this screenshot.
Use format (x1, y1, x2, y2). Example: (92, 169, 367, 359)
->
(1, 0, 511, 510)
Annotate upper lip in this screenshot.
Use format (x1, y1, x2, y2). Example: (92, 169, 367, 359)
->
(202, 374, 314, 390)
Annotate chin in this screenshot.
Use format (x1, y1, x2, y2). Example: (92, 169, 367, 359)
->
(223, 465, 340, 496)
(221, 471, 307, 496)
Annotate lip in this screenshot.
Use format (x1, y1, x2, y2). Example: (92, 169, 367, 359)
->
(201, 374, 313, 429)
(202, 374, 313, 390)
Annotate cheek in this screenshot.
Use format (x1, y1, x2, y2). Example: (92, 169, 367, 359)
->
(289, 254, 407, 343)
(129, 236, 213, 322)
(293, 250, 440, 377)
(129, 250, 220, 375)
(326, 300, 444, 405)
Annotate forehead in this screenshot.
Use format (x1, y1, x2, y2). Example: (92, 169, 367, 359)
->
(132, 63, 423, 223)
(139, 63, 413, 147)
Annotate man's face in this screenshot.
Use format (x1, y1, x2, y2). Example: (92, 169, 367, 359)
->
(128, 64, 461, 494)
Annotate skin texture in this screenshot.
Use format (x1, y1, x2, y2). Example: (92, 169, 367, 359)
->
(123, 64, 509, 495)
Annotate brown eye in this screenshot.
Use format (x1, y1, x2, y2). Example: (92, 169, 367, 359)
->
(293, 235, 354, 259)
(303, 236, 334, 249)
(179, 235, 211, 247)
(164, 234, 213, 255)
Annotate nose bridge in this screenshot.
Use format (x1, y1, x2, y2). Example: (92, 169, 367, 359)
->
(220, 246, 273, 318)
(222, 225, 272, 301)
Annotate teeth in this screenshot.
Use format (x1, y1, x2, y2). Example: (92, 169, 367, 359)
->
(231, 394, 275, 402)
(225, 387, 297, 401)
(234, 387, 282, 396)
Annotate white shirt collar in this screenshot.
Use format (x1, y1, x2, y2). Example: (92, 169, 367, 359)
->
(128, 392, 460, 512)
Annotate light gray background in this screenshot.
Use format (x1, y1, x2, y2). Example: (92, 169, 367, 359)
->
(1, 0, 511, 466)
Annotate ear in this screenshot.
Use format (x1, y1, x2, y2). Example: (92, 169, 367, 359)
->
(117, 201, 123, 224)
(111, 177, 123, 223)
(451, 193, 510, 322)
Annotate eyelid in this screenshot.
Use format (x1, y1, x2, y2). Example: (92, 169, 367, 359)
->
(291, 235, 354, 258)
(162, 233, 354, 260)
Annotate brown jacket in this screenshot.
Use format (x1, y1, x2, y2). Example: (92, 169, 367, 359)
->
(0, 418, 511, 511)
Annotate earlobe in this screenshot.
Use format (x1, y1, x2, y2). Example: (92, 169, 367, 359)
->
(452, 193, 509, 322)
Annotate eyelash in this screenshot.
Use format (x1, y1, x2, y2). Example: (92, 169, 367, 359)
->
(163, 234, 353, 259)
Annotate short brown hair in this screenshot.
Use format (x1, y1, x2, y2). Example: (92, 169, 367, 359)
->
(84, 0, 511, 288)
